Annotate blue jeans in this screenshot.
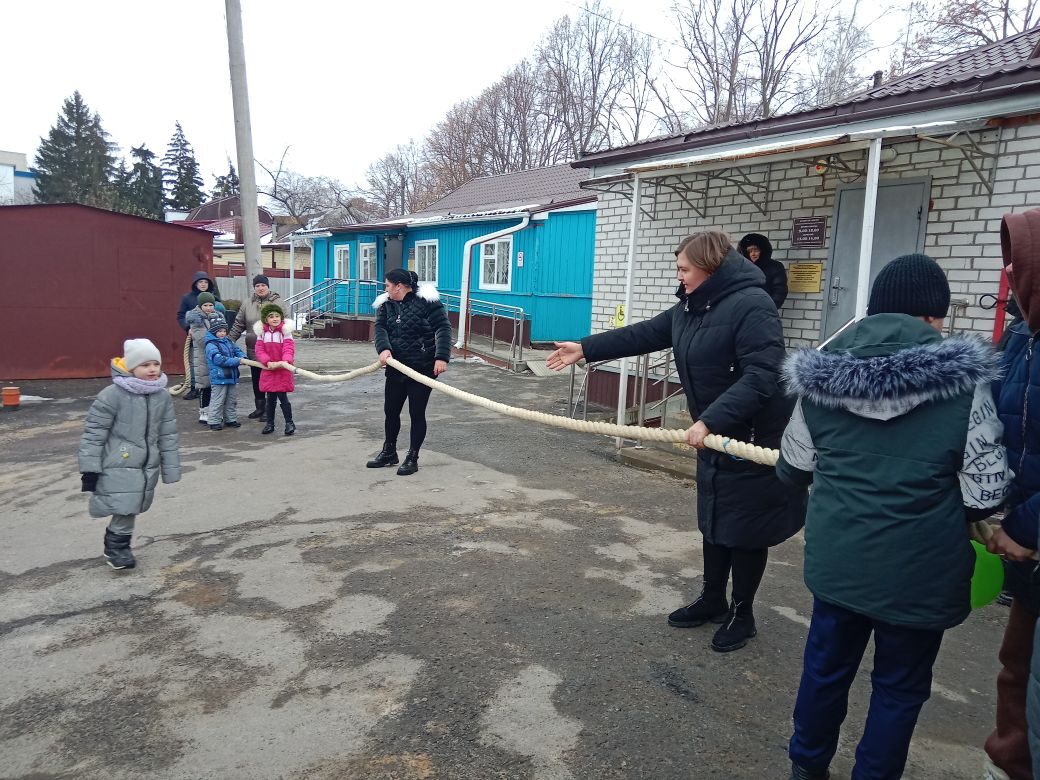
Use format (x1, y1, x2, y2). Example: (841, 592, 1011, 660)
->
(789, 597, 944, 780)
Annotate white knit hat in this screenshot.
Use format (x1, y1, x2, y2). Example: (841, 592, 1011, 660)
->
(123, 339, 162, 370)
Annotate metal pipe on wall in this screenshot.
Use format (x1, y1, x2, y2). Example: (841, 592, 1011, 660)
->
(854, 138, 883, 319)
(615, 173, 641, 449)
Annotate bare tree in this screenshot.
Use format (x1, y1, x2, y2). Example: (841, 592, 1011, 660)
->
(752, 0, 833, 117)
(670, 0, 757, 127)
(259, 148, 378, 228)
(364, 141, 439, 219)
(895, 0, 1040, 69)
(801, 4, 875, 106)
(538, 1, 634, 157)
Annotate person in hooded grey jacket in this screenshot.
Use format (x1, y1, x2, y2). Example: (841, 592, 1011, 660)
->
(79, 339, 181, 570)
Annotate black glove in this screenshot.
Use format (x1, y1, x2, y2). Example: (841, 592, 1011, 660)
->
(81, 473, 99, 492)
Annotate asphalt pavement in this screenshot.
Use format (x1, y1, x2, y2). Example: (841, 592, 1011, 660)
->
(0, 340, 1010, 779)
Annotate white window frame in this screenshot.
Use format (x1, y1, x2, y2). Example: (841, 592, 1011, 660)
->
(415, 240, 438, 283)
(359, 242, 377, 280)
(333, 244, 350, 280)
(479, 236, 512, 291)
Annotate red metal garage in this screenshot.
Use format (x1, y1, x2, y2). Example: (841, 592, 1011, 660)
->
(0, 204, 214, 380)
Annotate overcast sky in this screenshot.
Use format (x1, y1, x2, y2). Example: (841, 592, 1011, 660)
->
(3, 0, 891, 191)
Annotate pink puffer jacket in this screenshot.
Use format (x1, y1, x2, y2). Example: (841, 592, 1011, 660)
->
(253, 322, 296, 393)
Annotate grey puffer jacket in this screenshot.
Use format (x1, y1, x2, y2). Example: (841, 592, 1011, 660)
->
(185, 307, 227, 389)
(78, 360, 181, 517)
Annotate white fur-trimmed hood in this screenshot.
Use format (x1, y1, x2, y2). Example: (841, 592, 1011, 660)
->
(252, 321, 293, 337)
(372, 282, 440, 310)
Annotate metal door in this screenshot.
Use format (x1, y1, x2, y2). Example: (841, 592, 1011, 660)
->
(383, 234, 403, 273)
(821, 178, 931, 339)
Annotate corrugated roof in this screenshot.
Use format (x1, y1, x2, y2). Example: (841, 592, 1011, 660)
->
(576, 26, 1040, 166)
(412, 164, 588, 217)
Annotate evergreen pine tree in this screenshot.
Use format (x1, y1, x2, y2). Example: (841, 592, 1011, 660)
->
(117, 144, 165, 219)
(211, 159, 241, 199)
(162, 121, 206, 211)
(33, 91, 117, 207)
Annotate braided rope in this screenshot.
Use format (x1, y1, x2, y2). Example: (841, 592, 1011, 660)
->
(167, 335, 193, 398)
(238, 355, 1001, 549)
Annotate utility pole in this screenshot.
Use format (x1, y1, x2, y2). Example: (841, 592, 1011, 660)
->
(224, 0, 262, 280)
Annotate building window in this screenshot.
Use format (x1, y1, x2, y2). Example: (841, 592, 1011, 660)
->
(480, 237, 512, 291)
(333, 245, 350, 279)
(360, 243, 377, 280)
(415, 240, 438, 283)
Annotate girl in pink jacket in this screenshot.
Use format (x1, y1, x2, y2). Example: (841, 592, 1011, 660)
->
(253, 303, 296, 435)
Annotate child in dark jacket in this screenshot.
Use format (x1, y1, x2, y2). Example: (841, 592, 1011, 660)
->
(778, 254, 1008, 780)
(204, 321, 245, 432)
(78, 339, 181, 570)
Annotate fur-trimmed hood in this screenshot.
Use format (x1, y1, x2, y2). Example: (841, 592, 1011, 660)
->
(785, 314, 1001, 420)
(372, 282, 440, 310)
(252, 320, 293, 338)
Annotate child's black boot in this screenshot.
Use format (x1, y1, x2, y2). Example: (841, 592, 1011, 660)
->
(261, 396, 276, 434)
(283, 404, 295, 436)
(103, 529, 136, 570)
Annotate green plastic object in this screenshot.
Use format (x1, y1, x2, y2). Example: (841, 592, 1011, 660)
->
(971, 540, 1005, 609)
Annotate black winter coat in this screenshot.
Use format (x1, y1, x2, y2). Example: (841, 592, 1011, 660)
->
(737, 233, 787, 310)
(581, 250, 806, 548)
(374, 285, 453, 373)
(177, 271, 221, 331)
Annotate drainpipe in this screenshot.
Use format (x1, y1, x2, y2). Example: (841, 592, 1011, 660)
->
(455, 215, 531, 349)
(288, 235, 296, 302)
(854, 138, 883, 319)
(616, 173, 641, 449)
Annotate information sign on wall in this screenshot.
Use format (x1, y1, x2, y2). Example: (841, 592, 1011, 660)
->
(788, 263, 824, 294)
(791, 216, 827, 248)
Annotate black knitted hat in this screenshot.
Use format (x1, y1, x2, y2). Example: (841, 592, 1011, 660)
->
(867, 254, 950, 318)
(253, 274, 270, 286)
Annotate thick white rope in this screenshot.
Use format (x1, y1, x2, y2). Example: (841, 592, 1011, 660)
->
(168, 335, 193, 398)
(238, 355, 998, 547)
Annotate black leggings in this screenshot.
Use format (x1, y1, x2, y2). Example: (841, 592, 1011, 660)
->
(702, 541, 768, 606)
(199, 387, 211, 409)
(265, 392, 292, 421)
(384, 368, 434, 451)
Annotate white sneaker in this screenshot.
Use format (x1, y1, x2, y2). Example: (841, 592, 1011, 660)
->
(198, 407, 209, 424)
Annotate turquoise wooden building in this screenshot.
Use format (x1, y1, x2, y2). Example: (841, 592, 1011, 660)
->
(300, 164, 596, 345)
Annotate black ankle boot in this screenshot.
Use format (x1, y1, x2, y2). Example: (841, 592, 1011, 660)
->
(367, 442, 399, 468)
(668, 591, 729, 627)
(103, 529, 136, 570)
(396, 449, 419, 476)
(248, 399, 265, 419)
(711, 601, 757, 652)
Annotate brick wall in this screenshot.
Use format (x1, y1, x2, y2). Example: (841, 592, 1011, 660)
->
(591, 121, 1040, 348)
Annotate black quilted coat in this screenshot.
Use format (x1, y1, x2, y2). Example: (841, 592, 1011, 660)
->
(581, 249, 806, 549)
(374, 285, 453, 373)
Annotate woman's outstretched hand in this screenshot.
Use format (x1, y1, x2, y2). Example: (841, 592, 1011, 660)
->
(546, 341, 584, 371)
(379, 350, 392, 367)
(434, 360, 448, 376)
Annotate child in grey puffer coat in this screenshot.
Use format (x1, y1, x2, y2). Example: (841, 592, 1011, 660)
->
(78, 339, 181, 570)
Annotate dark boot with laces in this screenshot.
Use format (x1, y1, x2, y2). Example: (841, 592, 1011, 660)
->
(711, 600, 757, 652)
(396, 449, 419, 476)
(366, 442, 399, 468)
(667, 591, 729, 628)
(103, 529, 136, 570)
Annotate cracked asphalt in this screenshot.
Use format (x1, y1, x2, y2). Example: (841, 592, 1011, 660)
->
(0, 340, 1010, 779)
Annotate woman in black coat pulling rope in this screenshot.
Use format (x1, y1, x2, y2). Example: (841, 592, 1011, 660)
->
(548, 231, 807, 652)
(367, 269, 452, 476)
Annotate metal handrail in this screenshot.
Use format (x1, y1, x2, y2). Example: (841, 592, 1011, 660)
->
(287, 278, 381, 335)
(440, 292, 527, 361)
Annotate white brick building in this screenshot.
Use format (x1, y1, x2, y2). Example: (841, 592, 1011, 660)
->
(572, 29, 1040, 411)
